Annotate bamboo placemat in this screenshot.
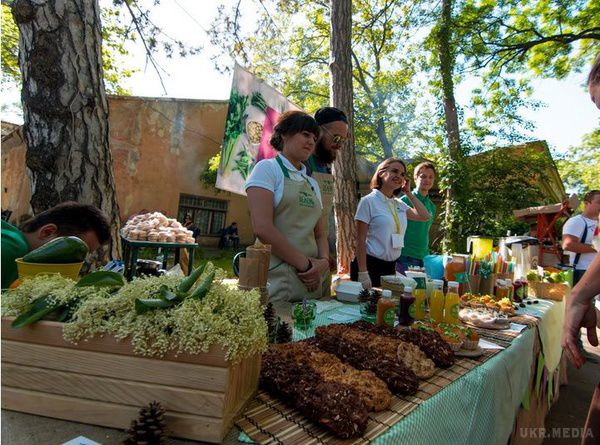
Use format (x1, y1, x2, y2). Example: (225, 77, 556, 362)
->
(236, 348, 500, 445)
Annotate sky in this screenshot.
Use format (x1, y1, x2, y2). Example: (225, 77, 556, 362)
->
(2, 0, 598, 154)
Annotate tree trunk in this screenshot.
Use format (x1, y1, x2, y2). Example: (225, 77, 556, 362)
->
(13, 0, 121, 260)
(437, 0, 463, 252)
(329, 0, 358, 273)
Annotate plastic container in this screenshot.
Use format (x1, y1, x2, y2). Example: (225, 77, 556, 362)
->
(376, 289, 396, 327)
(334, 280, 363, 303)
(467, 236, 494, 259)
(16, 258, 83, 281)
(423, 255, 445, 280)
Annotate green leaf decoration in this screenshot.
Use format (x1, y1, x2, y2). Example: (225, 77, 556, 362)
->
(177, 262, 207, 293)
(76, 271, 125, 288)
(11, 296, 56, 328)
(135, 298, 174, 315)
(158, 285, 179, 302)
(190, 271, 215, 300)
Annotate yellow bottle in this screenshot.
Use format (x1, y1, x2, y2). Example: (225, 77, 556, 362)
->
(429, 279, 445, 323)
(412, 276, 427, 320)
(444, 280, 460, 324)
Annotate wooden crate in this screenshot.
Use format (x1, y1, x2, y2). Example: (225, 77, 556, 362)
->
(1, 317, 261, 443)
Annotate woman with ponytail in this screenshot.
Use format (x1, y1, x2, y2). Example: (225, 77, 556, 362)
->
(245, 111, 330, 303)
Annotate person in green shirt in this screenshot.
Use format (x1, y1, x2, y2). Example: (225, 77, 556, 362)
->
(1, 202, 111, 289)
(396, 161, 437, 274)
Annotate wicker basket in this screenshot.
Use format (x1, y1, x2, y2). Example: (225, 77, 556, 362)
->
(528, 281, 569, 301)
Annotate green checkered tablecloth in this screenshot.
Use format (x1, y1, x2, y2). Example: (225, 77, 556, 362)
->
(239, 298, 561, 445)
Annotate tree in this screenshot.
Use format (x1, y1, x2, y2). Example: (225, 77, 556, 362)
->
(208, 0, 427, 162)
(12, 0, 122, 259)
(329, 0, 358, 272)
(557, 127, 600, 194)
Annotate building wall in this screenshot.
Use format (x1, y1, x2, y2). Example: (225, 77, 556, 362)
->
(1, 96, 255, 246)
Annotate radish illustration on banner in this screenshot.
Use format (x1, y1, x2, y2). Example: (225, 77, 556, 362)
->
(216, 63, 300, 195)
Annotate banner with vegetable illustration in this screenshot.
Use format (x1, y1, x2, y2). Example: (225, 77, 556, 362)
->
(216, 63, 299, 195)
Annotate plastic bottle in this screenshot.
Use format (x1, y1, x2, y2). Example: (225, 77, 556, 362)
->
(413, 276, 427, 320)
(397, 286, 415, 326)
(377, 289, 396, 327)
(429, 279, 445, 322)
(444, 281, 460, 324)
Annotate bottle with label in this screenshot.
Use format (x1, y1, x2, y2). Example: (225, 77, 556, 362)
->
(397, 286, 415, 326)
(429, 279, 445, 323)
(444, 281, 460, 324)
(413, 276, 427, 320)
(377, 289, 396, 327)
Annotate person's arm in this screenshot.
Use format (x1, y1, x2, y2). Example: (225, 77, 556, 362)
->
(297, 216, 329, 290)
(247, 187, 311, 271)
(402, 180, 429, 221)
(561, 252, 600, 368)
(355, 220, 372, 289)
(562, 234, 597, 254)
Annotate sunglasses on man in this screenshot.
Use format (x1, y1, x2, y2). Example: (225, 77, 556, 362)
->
(320, 125, 347, 145)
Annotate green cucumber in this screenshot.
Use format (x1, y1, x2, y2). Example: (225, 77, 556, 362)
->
(190, 270, 215, 300)
(23, 236, 89, 264)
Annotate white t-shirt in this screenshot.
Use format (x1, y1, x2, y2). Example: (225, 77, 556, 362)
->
(245, 155, 322, 208)
(562, 214, 598, 270)
(355, 189, 410, 261)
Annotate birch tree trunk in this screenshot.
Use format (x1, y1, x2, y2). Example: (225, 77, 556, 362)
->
(12, 0, 121, 259)
(329, 0, 358, 272)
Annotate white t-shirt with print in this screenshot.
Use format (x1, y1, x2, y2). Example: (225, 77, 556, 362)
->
(562, 214, 598, 270)
(245, 155, 322, 208)
(355, 189, 411, 261)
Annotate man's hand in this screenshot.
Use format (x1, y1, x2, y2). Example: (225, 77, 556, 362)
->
(562, 299, 599, 368)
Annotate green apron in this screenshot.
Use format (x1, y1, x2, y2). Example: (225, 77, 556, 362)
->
(268, 156, 323, 303)
(309, 168, 335, 298)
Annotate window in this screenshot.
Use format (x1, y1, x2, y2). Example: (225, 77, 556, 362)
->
(178, 194, 228, 236)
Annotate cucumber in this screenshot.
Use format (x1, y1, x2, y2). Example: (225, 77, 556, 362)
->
(23, 236, 89, 264)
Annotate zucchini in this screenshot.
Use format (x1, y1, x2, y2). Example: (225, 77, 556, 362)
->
(23, 236, 89, 264)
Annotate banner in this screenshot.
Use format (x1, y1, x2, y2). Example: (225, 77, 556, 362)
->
(216, 63, 300, 195)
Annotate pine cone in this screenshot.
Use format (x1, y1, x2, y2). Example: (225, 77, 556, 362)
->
(276, 321, 292, 343)
(263, 303, 276, 333)
(123, 401, 167, 445)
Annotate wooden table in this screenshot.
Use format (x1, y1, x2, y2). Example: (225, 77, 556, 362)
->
(121, 237, 198, 280)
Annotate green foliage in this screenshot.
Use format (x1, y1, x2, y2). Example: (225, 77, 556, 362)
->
(200, 153, 221, 190)
(557, 126, 600, 194)
(1, 4, 19, 88)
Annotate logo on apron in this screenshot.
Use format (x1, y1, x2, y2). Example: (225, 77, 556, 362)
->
(299, 190, 316, 208)
(321, 178, 334, 195)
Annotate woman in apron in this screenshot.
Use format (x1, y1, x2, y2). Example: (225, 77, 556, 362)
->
(246, 111, 329, 303)
(351, 158, 430, 289)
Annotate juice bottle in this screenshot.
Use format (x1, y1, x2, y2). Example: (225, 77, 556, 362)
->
(429, 279, 445, 323)
(505, 278, 513, 301)
(413, 276, 427, 320)
(397, 286, 415, 326)
(444, 281, 460, 324)
(377, 289, 396, 327)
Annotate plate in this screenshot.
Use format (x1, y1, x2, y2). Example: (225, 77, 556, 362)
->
(455, 346, 484, 357)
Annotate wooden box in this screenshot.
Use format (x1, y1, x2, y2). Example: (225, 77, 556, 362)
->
(528, 281, 569, 301)
(1, 317, 261, 443)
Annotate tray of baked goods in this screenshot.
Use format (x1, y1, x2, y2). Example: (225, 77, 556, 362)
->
(120, 212, 196, 243)
(460, 293, 516, 315)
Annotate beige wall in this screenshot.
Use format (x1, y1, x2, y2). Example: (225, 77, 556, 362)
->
(1, 95, 255, 246)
